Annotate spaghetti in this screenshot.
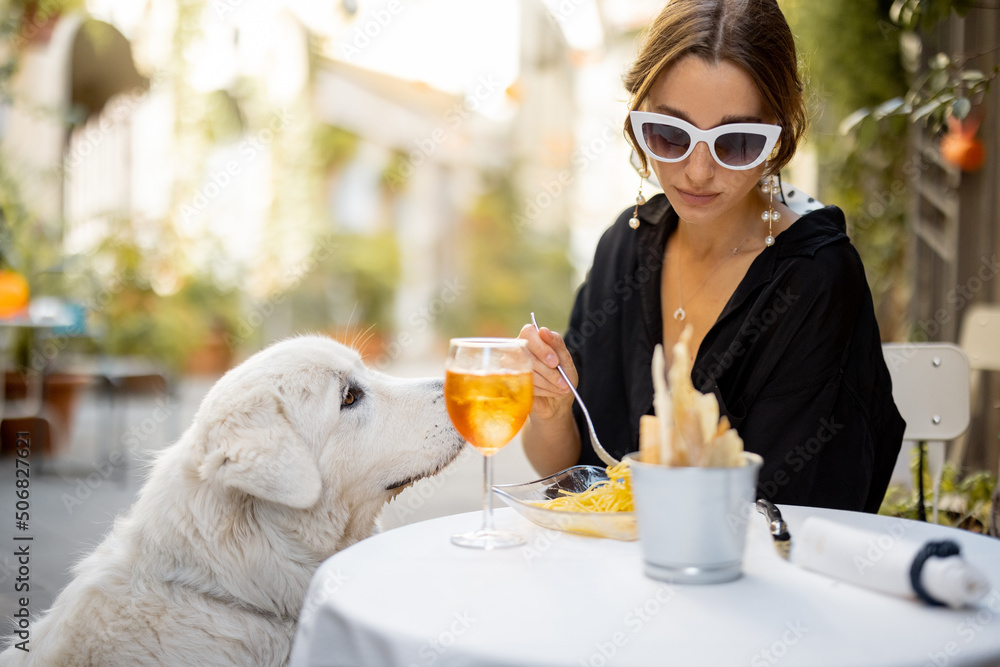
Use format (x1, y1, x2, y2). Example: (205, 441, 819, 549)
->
(536, 462, 633, 513)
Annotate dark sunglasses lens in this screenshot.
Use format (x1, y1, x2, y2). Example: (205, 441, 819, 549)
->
(643, 122, 690, 160)
(714, 132, 767, 166)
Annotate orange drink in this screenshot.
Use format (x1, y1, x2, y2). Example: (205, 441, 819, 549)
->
(445, 370, 533, 455)
(445, 337, 532, 549)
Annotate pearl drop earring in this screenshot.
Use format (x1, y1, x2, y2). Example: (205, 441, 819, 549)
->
(629, 167, 650, 229)
(760, 173, 780, 247)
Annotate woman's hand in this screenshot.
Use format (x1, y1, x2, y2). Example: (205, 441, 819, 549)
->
(518, 323, 576, 421)
(518, 323, 582, 476)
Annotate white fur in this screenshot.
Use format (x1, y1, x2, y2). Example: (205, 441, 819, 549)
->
(0, 336, 464, 666)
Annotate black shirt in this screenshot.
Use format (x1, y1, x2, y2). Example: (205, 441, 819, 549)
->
(566, 194, 905, 512)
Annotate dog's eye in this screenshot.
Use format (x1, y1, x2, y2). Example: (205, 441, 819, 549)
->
(342, 387, 362, 407)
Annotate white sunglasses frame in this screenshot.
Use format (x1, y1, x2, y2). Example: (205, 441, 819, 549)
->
(629, 111, 782, 171)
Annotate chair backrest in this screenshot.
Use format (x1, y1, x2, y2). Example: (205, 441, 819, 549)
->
(882, 343, 970, 442)
(958, 304, 1000, 372)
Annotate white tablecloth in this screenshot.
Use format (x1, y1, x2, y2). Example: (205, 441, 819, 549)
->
(290, 505, 1000, 667)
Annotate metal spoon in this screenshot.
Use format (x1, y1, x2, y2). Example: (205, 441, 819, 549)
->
(529, 313, 619, 467)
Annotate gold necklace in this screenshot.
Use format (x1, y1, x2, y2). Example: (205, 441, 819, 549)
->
(672, 232, 753, 322)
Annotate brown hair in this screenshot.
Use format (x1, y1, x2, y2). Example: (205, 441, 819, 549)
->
(623, 0, 805, 176)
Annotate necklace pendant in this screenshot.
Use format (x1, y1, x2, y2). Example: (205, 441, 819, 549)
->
(673, 307, 686, 321)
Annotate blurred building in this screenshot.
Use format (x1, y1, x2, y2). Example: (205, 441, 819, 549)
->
(2, 0, 663, 368)
(1, 11, 147, 251)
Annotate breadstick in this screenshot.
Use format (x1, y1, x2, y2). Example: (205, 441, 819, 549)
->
(668, 326, 699, 465)
(651, 344, 672, 465)
(639, 415, 661, 464)
(660, 325, 746, 467)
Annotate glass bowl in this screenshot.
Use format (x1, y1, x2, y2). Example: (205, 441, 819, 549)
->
(493, 466, 637, 541)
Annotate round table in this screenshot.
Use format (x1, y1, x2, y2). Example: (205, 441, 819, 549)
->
(289, 505, 1000, 667)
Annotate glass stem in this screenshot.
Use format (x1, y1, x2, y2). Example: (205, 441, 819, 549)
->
(481, 454, 494, 534)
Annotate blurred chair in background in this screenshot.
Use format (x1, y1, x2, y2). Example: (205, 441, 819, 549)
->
(951, 304, 1000, 479)
(82, 360, 171, 481)
(883, 343, 971, 523)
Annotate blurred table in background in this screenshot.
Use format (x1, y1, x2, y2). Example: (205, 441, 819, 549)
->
(1, 299, 171, 469)
(1, 298, 83, 457)
(61, 355, 172, 479)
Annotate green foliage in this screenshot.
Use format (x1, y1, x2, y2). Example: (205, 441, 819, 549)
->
(324, 232, 401, 331)
(0, 0, 87, 58)
(439, 172, 574, 338)
(0, 162, 41, 275)
(785, 0, 911, 335)
(0, 161, 75, 370)
(0, 0, 77, 281)
(879, 445, 997, 532)
(785, 0, 908, 121)
(381, 150, 412, 191)
(314, 125, 359, 173)
(889, 0, 978, 32)
(842, 52, 999, 137)
(821, 1, 996, 340)
(74, 222, 243, 372)
(201, 90, 246, 144)
(93, 275, 242, 373)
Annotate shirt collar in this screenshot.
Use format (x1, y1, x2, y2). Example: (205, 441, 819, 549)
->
(774, 205, 849, 257)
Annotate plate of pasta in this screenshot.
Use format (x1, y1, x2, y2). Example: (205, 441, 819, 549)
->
(493, 462, 637, 541)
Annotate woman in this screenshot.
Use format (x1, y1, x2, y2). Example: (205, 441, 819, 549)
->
(519, 0, 905, 512)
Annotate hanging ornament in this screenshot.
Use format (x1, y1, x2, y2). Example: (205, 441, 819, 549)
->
(940, 114, 986, 173)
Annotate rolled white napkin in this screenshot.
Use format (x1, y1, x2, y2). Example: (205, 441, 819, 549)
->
(790, 517, 990, 608)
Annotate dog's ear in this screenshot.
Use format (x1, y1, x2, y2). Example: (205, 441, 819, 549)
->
(199, 394, 322, 509)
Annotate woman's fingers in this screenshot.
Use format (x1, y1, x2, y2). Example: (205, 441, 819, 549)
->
(518, 323, 571, 396)
(538, 327, 577, 388)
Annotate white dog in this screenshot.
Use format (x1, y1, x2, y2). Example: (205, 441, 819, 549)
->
(0, 336, 465, 666)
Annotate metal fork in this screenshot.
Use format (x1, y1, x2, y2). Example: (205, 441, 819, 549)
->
(529, 313, 618, 466)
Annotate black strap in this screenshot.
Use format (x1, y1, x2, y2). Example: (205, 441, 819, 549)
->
(917, 442, 927, 522)
(909, 540, 961, 606)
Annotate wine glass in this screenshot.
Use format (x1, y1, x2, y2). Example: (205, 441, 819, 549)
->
(445, 337, 533, 549)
